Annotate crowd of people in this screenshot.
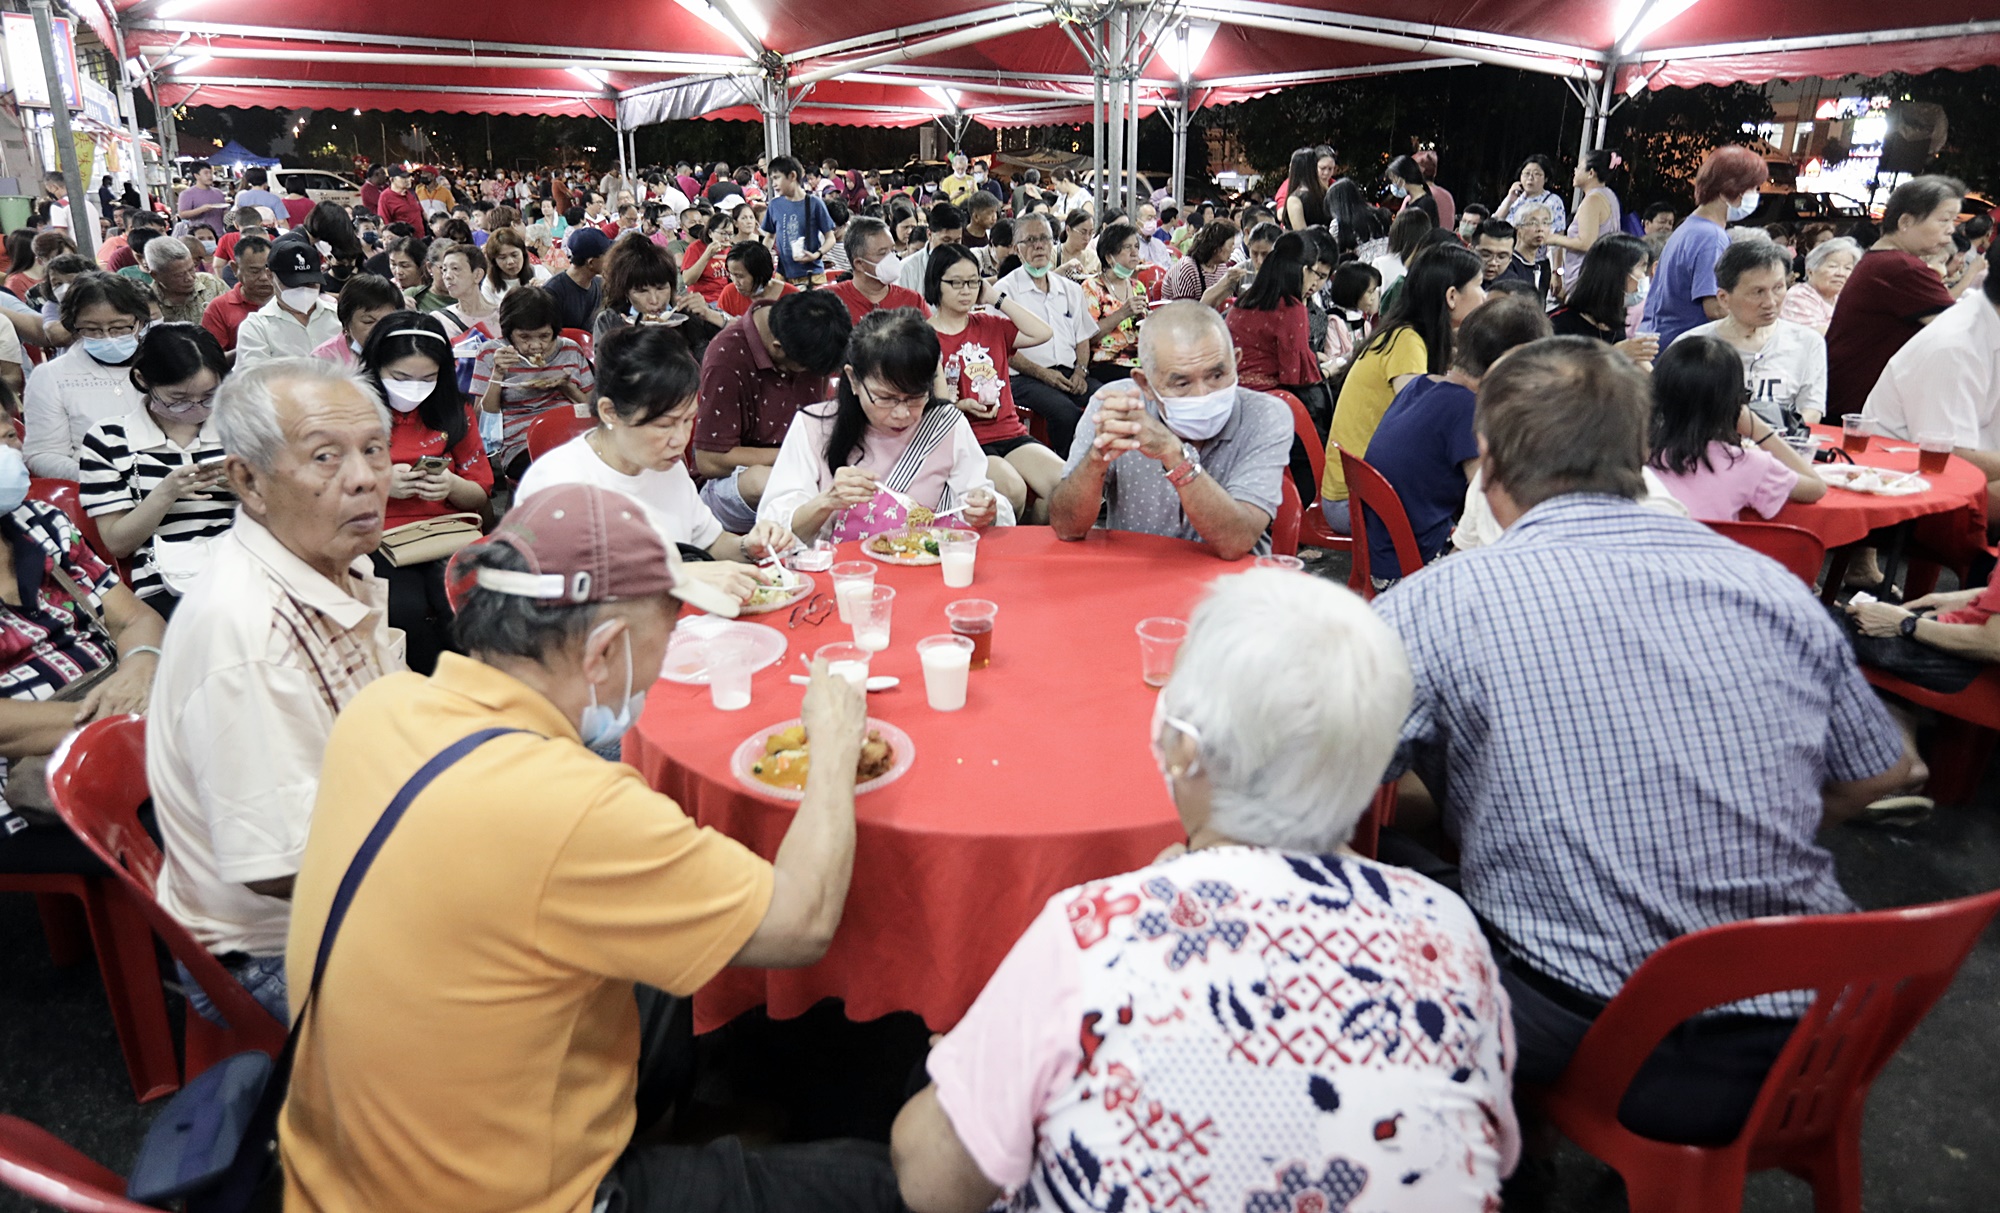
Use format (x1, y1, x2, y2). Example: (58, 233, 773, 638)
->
(0, 133, 1993, 1213)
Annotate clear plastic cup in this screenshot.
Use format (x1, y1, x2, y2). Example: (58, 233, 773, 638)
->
(851, 585, 896, 652)
(706, 633, 755, 711)
(940, 532, 979, 588)
(1841, 414, 1872, 455)
(814, 642, 871, 689)
(917, 634, 974, 711)
(1917, 431, 1953, 475)
(1255, 554, 1306, 572)
(945, 598, 998, 669)
(1136, 616, 1189, 687)
(831, 561, 876, 624)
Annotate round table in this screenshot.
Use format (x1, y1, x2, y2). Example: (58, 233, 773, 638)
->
(626, 528, 1244, 1033)
(1769, 427, 1989, 550)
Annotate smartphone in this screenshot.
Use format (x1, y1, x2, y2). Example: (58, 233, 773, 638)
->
(196, 458, 227, 473)
(416, 455, 448, 473)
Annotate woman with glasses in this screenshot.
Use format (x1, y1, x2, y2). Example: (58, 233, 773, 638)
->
(924, 244, 1061, 522)
(24, 271, 149, 480)
(758, 308, 1002, 542)
(76, 323, 234, 616)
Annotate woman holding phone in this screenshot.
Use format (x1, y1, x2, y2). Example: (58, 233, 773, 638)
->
(362, 310, 493, 673)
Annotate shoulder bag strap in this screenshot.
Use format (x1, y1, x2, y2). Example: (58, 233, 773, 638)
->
(879, 404, 961, 497)
(47, 562, 110, 641)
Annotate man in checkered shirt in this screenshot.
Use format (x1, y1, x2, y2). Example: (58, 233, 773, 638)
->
(1373, 336, 1916, 1147)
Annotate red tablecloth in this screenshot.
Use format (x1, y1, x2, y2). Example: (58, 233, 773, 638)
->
(627, 528, 1244, 1032)
(1768, 427, 1989, 550)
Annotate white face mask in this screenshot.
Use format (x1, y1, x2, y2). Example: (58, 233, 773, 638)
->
(1726, 192, 1758, 222)
(1149, 691, 1202, 805)
(579, 627, 646, 749)
(382, 378, 433, 412)
(280, 285, 321, 313)
(865, 248, 904, 286)
(1148, 381, 1237, 442)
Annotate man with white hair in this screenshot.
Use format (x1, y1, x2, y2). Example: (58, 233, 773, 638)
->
(149, 357, 405, 1024)
(1050, 300, 1290, 558)
(144, 235, 226, 326)
(997, 213, 1093, 459)
(892, 568, 1517, 1213)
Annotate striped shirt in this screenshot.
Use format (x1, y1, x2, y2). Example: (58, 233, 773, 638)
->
(1374, 494, 1904, 1016)
(469, 337, 594, 468)
(79, 410, 234, 600)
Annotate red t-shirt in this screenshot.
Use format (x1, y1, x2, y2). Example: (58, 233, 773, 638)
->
(215, 231, 242, 264)
(283, 197, 314, 230)
(1940, 560, 2000, 627)
(935, 310, 1027, 445)
(717, 280, 798, 319)
(828, 279, 930, 324)
(200, 286, 262, 353)
(385, 404, 495, 528)
(1825, 248, 1955, 419)
(680, 241, 731, 304)
(1227, 298, 1322, 388)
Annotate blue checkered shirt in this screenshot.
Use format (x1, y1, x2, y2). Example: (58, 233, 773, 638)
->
(1374, 494, 1903, 1016)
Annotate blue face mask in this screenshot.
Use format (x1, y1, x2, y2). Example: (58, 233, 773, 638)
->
(0, 445, 27, 514)
(83, 333, 139, 364)
(1389, 182, 1408, 199)
(578, 626, 646, 749)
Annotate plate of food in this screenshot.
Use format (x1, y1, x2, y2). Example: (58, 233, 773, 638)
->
(862, 527, 977, 567)
(731, 718, 914, 801)
(738, 568, 815, 616)
(660, 618, 787, 685)
(1817, 465, 1930, 496)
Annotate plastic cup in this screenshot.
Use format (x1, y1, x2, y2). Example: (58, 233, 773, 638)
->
(945, 598, 998, 669)
(1136, 616, 1188, 687)
(1255, 554, 1306, 572)
(940, 532, 979, 588)
(851, 585, 896, 652)
(1841, 414, 1872, 455)
(831, 561, 876, 624)
(1917, 431, 1953, 475)
(706, 633, 755, 711)
(917, 634, 974, 711)
(813, 642, 871, 689)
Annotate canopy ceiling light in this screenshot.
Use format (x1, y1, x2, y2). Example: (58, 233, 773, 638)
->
(1160, 18, 1218, 82)
(1613, 0, 1703, 55)
(673, 0, 767, 58)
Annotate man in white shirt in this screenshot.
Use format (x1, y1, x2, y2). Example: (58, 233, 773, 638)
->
(150, 357, 404, 1025)
(41, 171, 103, 251)
(896, 202, 965, 293)
(1861, 274, 2000, 523)
(996, 213, 1093, 459)
(234, 236, 341, 368)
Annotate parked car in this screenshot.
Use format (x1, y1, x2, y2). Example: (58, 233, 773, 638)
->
(268, 168, 363, 209)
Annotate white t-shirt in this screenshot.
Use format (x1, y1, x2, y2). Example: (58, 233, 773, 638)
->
(1678, 317, 1828, 428)
(234, 297, 343, 369)
(514, 431, 725, 550)
(996, 265, 1092, 371)
(1862, 291, 2000, 452)
(23, 344, 144, 480)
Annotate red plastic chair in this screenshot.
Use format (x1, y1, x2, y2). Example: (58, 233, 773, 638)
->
(1540, 886, 2000, 1213)
(524, 408, 595, 462)
(1272, 390, 1356, 562)
(1348, 783, 1398, 860)
(559, 326, 594, 363)
(47, 716, 287, 1082)
(0, 1115, 154, 1213)
(1707, 519, 1827, 589)
(1271, 475, 1302, 557)
(1861, 664, 2000, 804)
(1339, 448, 1425, 601)
(26, 478, 114, 569)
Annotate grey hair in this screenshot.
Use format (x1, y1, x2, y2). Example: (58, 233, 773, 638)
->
(1014, 212, 1054, 240)
(1138, 300, 1235, 376)
(145, 236, 192, 272)
(1514, 203, 1553, 226)
(1161, 570, 1413, 853)
(844, 214, 889, 268)
(1714, 236, 1789, 291)
(213, 356, 388, 471)
(449, 540, 603, 661)
(1805, 235, 1862, 275)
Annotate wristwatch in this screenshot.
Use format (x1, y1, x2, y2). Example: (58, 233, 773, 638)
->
(1900, 612, 1922, 638)
(1164, 444, 1203, 488)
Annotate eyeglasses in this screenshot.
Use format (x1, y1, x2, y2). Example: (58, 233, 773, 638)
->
(74, 321, 139, 339)
(939, 277, 983, 289)
(789, 593, 833, 628)
(1018, 236, 1054, 247)
(859, 381, 930, 412)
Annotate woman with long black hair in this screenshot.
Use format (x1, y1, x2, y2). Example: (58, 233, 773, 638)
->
(1385, 154, 1440, 225)
(757, 308, 1001, 542)
(360, 310, 492, 673)
(1282, 145, 1335, 232)
(1648, 334, 1823, 520)
(1549, 233, 1659, 368)
(1328, 178, 1386, 261)
(1227, 231, 1326, 413)
(1321, 242, 1485, 532)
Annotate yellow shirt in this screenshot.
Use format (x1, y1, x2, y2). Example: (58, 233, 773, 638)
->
(280, 654, 774, 1213)
(1322, 327, 1429, 502)
(939, 173, 976, 206)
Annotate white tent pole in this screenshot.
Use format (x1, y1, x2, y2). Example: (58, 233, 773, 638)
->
(144, 46, 726, 74)
(788, 13, 1048, 89)
(1177, 5, 1599, 80)
(30, 0, 91, 259)
(108, 16, 155, 206)
(1105, 10, 1124, 216)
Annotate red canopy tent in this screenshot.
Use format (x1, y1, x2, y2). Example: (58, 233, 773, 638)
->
(61, 0, 2000, 208)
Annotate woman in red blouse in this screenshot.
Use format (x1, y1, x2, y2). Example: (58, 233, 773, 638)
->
(1226, 231, 1328, 427)
(924, 244, 1061, 521)
(360, 310, 493, 674)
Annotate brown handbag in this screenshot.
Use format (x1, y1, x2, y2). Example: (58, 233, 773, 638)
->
(376, 512, 484, 567)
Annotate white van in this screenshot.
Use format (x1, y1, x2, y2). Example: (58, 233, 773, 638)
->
(268, 168, 363, 210)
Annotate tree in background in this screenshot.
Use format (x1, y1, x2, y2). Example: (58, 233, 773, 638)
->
(1605, 82, 1774, 211)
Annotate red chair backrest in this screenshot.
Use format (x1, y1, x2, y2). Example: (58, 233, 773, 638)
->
(1549, 887, 2000, 1158)
(1338, 448, 1425, 599)
(1348, 783, 1398, 860)
(559, 327, 594, 363)
(1268, 389, 1324, 491)
(0, 1114, 151, 1213)
(1272, 474, 1302, 557)
(47, 716, 286, 1056)
(26, 479, 113, 568)
(1707, 519, 1826, 588)
(525, 408, 594, 462)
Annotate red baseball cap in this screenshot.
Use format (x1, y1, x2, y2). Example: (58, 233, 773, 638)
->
(446, 484, 739, 617)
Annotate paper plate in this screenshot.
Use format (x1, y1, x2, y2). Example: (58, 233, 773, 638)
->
(861, 527, 978, 567)
(730, 718, 915, 802)
(1818, 464, 1930, 496)
(738, 570, 816, 616)
(660, 618, 788, 685)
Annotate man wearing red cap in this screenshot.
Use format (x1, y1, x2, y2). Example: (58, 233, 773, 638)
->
(280, 484, 897, 1213)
